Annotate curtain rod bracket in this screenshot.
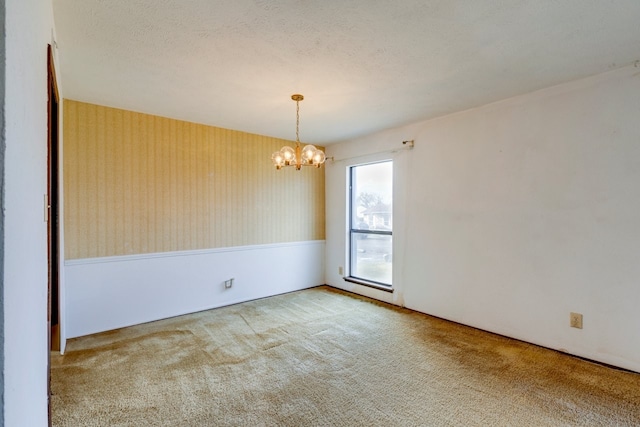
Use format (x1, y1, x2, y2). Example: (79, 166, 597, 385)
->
(402, 140, 415, 148)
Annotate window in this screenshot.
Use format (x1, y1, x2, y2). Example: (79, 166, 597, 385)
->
(348, 161, 392, 288)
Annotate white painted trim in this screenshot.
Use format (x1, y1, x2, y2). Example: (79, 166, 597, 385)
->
(53, 37, 67, 355)
(65, 240, 325, 265)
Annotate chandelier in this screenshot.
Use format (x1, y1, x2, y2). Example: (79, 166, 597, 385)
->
(271, 94, 326, 170)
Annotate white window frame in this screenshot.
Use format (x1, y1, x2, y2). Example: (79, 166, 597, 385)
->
(345, 160, 393, 291)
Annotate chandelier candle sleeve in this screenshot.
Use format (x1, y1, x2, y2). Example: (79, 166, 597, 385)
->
(272, 94, 326, 170)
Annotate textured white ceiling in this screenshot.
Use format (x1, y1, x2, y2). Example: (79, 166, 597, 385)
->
(53, 0, 640, 144)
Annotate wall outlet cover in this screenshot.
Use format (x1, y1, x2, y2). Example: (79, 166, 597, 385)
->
(570, 312, 583, 329)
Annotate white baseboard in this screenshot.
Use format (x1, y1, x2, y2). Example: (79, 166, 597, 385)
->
(64, 241, 325, 338)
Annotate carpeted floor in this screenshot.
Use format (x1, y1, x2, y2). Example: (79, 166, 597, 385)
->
(51, 286, 640, 426)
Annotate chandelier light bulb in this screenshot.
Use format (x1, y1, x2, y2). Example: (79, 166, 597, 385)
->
(312, 149, 326, 165)
(281, 146, 295, 164)
(302, 144, 317, 163)
(271, 151, 285, 169)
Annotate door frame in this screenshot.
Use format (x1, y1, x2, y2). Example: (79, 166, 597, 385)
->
(47, 43, 61, 425)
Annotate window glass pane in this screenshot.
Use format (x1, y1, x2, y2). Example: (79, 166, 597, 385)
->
(351, 233, 392, 285)
(349, 160, 393, 286)
(351, 162, 393, 231)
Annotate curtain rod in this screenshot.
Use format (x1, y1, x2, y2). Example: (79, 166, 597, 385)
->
(326, 140, 414, 163)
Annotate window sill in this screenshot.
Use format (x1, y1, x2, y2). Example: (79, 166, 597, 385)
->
(343, 276, 393, 293)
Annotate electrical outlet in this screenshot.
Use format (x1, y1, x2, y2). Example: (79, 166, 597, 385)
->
(570, 312, 583, 329)
(338, 266, 343, 276)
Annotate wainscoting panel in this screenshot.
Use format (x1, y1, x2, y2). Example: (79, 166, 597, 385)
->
(65, 241, 325, 338)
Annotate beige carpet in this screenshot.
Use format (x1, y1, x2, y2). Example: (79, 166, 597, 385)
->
(51, 286, 640, 426)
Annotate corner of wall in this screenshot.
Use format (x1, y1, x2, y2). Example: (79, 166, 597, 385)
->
(0, 0, 7, 422)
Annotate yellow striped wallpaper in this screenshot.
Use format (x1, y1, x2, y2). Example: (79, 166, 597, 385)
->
(63, 100, 325, 259)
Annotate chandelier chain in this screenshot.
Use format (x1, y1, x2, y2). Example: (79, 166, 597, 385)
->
(296, 100, 300, 144)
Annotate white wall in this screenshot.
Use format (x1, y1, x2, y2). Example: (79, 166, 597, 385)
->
(65, 241, 325, 338)
(4, 0, 60, 425)
(325, 63, 640, 373)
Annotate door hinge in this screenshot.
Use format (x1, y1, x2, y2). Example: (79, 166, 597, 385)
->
(44, 194, 50, 222)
